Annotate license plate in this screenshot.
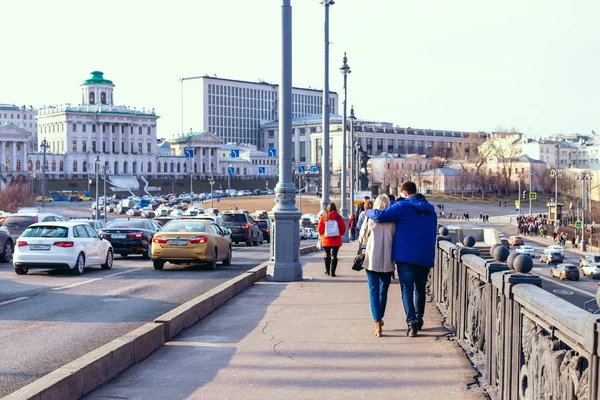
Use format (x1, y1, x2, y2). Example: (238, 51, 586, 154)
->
(112, 234, 126, 239)
(30, 244, 50, 251)
(169, 240, 188, 246)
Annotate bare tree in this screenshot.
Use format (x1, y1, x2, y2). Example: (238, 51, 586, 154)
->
(481, 132, 522, 194)
(428, 143, 451, 168)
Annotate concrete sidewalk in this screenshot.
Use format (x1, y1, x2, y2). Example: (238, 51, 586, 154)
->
(85, 246, 483, 400)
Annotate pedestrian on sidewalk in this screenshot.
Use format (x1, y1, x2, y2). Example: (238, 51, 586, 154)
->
(318, 202, 346, 277)
(348, 214, 357, 241)
(366, 181, 437, 337)
(357, 199, 374, 237)
(362, 194, 395, 337)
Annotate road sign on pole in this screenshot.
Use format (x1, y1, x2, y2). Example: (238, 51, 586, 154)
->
(258, 167, 266, 174)
(228, 167, 235, 174)
(529, 192, 537, 200)
(230, 150, 240, 158)
(514, 200, 520, 207)
(310, 165, 318, 173)
(575, 220, 583, 229)
(185, 149, 194, 158)
(298, 165, 306, 173)
(268, 148, 277, 157)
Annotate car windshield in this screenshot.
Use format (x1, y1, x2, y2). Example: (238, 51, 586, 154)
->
(106, 220, 148, 229)
(22, 226, 68, 238)
(222, 214, 247, 223)
(161, 221, 207, 233)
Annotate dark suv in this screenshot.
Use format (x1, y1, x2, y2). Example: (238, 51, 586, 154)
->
(255, 220, 270, 243)
(221, 212, 262, 246)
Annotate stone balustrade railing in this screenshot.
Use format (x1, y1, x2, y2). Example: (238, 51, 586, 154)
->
(433, 230, 600, 399)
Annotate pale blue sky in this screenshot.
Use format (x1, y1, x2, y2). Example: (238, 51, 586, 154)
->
(1, 0, 598, 138)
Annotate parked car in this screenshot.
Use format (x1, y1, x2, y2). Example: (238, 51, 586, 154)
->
(539, 250, 563, 264)
(545, 245, 565, 258)
(186, 214, 231, 238)
(266, 189, 275, 195)
(305, 227, 319, 240)
(551, 263, 580, 281)
(220, 211, 262, 246)
(300, 228, 308, 240)
(1, 212, 65, 241)
(508, 236, 525, 247)
(581, 263, 600, 279)
(69, 219, 106, 233)
(0, 226, 14, 263)
(68, 196, 83, 202)
(515, 245, 535, 258)
(238, 190, 253, 196)
(579, 254, 600, 268)
(125, 207, 142, 217)
(35, 196, 53, 202)
(255, 220, 270, 243)
(151, 219, 232, 270)
(13, 221, 113, 275)
(99, 218, 161, 258)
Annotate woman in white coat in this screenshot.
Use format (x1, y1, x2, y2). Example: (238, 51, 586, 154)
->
(362, 194, 395, 337)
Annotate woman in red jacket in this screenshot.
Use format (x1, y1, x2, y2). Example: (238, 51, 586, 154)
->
(317, 202, 347, 277)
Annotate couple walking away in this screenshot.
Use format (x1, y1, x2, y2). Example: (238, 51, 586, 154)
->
(362, 181, 437, 337)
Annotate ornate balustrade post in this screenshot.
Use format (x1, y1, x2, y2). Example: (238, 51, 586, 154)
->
(454, 237, 480, 337)
(433, 234, 452, 304)
(435, 239, 457, 326)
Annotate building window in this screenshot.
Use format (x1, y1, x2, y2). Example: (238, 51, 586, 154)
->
(147, 127, 151, 135)
(102, 125, 106, 133)
(377, 139, 384, 153)
(138, 126, 142, 134)
(73, 160, 77, 172)
(112, 125, 115, 134)
(72, 140, 77, 152)
(101, 92, 106, 104)
(59, 160, 64, 172)
(35, 160, 40, 171)
(82, 124, 86, 133)
(92, 141, 96, 152)
(16, 160, 21, 172)
(138, 143, 143, 153)
(157, 162, 161, 173)
(387, 140, 394, 153)
(268, 130, 274, 139)
(28, 161, 32, 172)
(147, 143, 151, 153)
(51, 160, 56, 171)
(82, 140, 87, 152)
(82, 161, 87, 172)
(72, 123, 77, 132)
(147, 162, 152, 172)
(16, 143, 21, 151)
(89, 92, 95, 104)
(366, 138, 373, 153)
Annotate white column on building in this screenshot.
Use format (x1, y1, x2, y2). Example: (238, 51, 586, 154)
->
(199, 147, 204, 173)
(215, 147, 220, 174)
(11, 141, 17, 171)
(0, 141, 4, 170)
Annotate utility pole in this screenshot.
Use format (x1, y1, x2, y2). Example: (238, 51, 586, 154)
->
(349, 106, 356, 217)
(40, 138, 49, 208)
(528, 171, 534, 216)
(95, 155, 100, 220)
(320, 0, 334, 212)
(339, 52, 350, 243)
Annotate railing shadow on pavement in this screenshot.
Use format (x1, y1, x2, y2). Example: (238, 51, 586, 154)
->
(432, 230, 600, 399)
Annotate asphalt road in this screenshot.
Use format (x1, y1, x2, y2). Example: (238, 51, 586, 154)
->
(0, 239, 275, 397)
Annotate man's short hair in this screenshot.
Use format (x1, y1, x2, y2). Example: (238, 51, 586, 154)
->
(400, 181, 417, 195)
(364, 196, 370, 201)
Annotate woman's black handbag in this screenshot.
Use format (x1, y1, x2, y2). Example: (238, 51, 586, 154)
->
(352, 217, 370, 271)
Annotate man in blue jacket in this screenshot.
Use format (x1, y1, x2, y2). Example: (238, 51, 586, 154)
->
(365, 181, 437, 337)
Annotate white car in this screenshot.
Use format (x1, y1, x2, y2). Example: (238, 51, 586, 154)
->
(545, 245, 565, 257)
(515, 245, 535, 258)
(581, 263, 600, 279)
(305, 227, 319, 240)
(13, 221, 113, 275)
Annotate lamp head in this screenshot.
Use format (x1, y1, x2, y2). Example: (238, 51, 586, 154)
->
(349, 105, 356, 121)
(340, 52, 351, 76)
(320, 0, 335, 5)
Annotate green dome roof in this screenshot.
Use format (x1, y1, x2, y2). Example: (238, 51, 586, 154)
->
(82, 71, 113, 85)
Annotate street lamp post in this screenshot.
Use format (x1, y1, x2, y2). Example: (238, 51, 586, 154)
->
(320, 0, 334, 212)
(516, 173, 524, 218)
(40, 138, 49, 209)
(209, 172, 215, 209)
(339, 52, 350, 243)
(549, 169, 562, 224)
(227, 163, 232, 191)
(577, 172, 592, 251)
(95, 155, 100, 220)
(101, 165, 110, 224)
(349, 107, 356, 218)
(267, 0, 302, 282)
(355, 141, 360, 193)
(527, 171, 535, 216)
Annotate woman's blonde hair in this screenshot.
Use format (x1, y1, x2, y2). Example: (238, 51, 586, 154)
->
(374, 194, 390, 210)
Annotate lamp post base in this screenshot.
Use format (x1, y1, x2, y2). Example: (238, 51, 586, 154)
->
(341, 215, 349, 243)
(267, 208, 302, 282)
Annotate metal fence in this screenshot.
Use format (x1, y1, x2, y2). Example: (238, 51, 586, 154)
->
(433, 235, 600, 399)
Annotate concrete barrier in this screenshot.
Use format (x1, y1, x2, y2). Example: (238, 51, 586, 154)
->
(6, 245, 319, 400)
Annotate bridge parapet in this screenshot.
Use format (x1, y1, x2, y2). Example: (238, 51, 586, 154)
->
(433, 231, 600, 399)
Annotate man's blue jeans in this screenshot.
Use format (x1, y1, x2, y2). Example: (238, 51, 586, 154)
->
(396, 262, 431, 324)
(366, 270, 393, 322)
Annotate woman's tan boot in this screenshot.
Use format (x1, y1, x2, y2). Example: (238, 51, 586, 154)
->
(374, 321, 382, 337)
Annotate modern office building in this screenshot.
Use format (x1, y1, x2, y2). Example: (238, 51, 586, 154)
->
(0, 104, 38, 136)
(195, 76, 338, 148)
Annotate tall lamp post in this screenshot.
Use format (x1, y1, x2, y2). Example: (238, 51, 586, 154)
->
(320, 0, 334, 212)
(527, 171, 535, 216)
(339, 52, 350, 243)
(267, 0, 302, 282)
(549, 169, 562, 224)
(516, 173, 524, 218)
(94, 155, 100, 220)
(209, 172, 215, 209)
(227, 163, 232, 191)
(100, 164, 110, 223)
(349, 106, 357, 218)
(577, 171, 592, 251)
(40, 138, 49, 209)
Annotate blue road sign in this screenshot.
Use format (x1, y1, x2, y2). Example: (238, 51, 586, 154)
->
(185, 149, 194, 158)
(228, 167, 235, 174)
(231, 149, 240, 158)
(258, 167, 266, 174)
(268, 148, 277, 157)
(310, 165, 318, 173)
(298, 165, 306, 173)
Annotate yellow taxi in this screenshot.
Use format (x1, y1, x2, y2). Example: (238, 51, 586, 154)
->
(79, 196, 93, 201)
(151, 219, 232, 270)
(35, 196, 53, 202)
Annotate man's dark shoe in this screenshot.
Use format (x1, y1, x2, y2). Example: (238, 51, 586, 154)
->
(407, 323, 418, 337)
(417, 319, 424, 331)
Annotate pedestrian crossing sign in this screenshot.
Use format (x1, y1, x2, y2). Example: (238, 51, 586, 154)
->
(529, 192, 537, 200)
(575, 220, 582, 229)
(514, 200, 520, 207)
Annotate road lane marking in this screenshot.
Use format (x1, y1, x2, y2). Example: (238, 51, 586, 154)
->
(553, 289, 574, 295)
(536, 275, 595, 297)
(0, 297, 29, 306)
(104, 269, 140, 278)
(51, 278, 103, 291)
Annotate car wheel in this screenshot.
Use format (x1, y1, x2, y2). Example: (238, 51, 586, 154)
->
(72, 253, 85, 275)
(153, 260, 165, 270)
(14, 266, 28, 275)
(210, 248, 218, 270)
(246, 240, 252, 247)
(101, 249, 113, 270)
(560, 275, 565, 281)
(222, 245, 232, 266)
(142, 244, 152, 260)
(576, 277, 580, 281)
(1, 240, 13, 263)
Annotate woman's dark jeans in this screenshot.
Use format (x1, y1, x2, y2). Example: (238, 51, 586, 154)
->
(366, 269, 393, 322)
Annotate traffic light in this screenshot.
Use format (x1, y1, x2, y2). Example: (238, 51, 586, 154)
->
(522, 191, 527, 200)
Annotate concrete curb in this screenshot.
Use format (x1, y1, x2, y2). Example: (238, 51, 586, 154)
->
(5, 245, 319, 400)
